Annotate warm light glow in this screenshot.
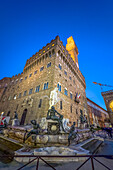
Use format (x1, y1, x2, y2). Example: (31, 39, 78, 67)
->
(43, 51, 45, 53)
(109, 100, 113, 112)
(66, 36, 79, 63)
(66, 36, 75, 51)
(52, 44, 54, 46)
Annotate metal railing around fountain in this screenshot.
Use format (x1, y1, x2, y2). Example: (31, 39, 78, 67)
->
(0, 154, 113, 170)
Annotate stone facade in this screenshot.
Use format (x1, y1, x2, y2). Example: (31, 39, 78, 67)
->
(87, 98, 110, 127)
(0, 36, 88, 126)
(101, 90, 113, 125)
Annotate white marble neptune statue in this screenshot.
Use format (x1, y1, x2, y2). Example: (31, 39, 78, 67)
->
(49, 87, 59, 109)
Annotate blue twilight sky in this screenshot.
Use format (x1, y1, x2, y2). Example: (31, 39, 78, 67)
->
(0, 0, 113, 110)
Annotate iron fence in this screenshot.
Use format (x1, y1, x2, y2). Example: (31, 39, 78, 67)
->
(0, 154, 113, 170)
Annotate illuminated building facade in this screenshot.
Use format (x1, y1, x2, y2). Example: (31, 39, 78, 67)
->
(102, 90, 113, 125)
(0, 36, 88, 125)
(87, 98, 110, 127)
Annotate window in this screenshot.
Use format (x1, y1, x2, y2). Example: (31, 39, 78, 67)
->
(25, 76, 27, 80)
(29, 73, 32, 77)
(20, 78, 23, 82)
(15, 79, 18, 83)
(58, 64, 62, 70)
(70, 93, 72, 99)
(38, 99, 42, 108)
(52, 49, 55, 55)
(64, 71, 67, 75)
(70, 105, 72, 113)
(40, 66, 44, 71)
(23, 90, 27, 96)
(13, 94, 17, 100)
(29, 88, 33, 95)
(80, 109, 83, 114)
(76, 109, 78, 114)
(34, 70, 37, 75)
(64, 88, 68, 96)
(57, 83, 61, 92)
(73, 80, 75, 84)
(45, 53, 48, 58)
(47, 62, 51, 68)
(35, 85, 40, 93)
(60, 101, 62, 110)
(49, 52, 51, 58)
(18, 93, 21, 98)
(44, 82, 49, 90)
(69, 76, 72, 80)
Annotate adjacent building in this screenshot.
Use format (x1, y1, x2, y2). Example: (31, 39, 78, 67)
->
(0, 36, 88, 125)
(102, 90, 113, 125)
(87, 98, 110, 127)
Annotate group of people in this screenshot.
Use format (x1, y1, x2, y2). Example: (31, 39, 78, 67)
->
(102, 127, 112, 138)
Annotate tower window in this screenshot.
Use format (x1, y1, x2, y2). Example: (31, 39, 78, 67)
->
(35, 85, 40, 93)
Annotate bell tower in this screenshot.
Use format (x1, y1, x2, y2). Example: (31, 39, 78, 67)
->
(66, 36, 79, 68)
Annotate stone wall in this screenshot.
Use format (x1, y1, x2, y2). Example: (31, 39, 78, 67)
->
(0, 36, 88, 125)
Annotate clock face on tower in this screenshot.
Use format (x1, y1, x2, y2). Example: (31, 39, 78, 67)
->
(109, 100, 113, 112)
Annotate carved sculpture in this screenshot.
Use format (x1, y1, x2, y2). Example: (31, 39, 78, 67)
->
(23, 120, 41, 143)
(68, 122, 77, 145)
(46, 106, 65, 134)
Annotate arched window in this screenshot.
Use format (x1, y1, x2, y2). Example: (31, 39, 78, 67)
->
(58, 64, 62, 70)
(49, 51, 51, 58)
(58, 50, 60, 55)
(64, 88, 68, 96)
(44, 82, 49, 90)
(57, 83, 61, 92)
(52, 49, 55, 55)
(46, 53, 48, 58)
